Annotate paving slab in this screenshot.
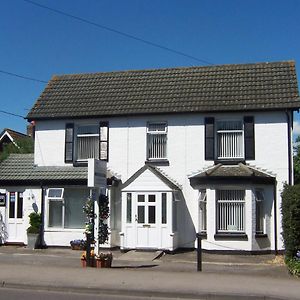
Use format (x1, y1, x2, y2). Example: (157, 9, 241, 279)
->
(117, 250, 163, 261)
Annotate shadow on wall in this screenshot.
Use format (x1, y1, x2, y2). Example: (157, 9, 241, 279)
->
(175, 191, 196, 248)
(0, 212, 8, 244)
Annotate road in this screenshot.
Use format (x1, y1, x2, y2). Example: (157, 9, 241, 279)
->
(0, 287, 204, 300)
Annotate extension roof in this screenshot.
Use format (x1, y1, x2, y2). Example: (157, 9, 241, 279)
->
(0, 154, 116, 186)
(27, 61, 300, 120)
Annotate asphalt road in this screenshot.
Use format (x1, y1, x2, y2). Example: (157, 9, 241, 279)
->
(0, 287, 205, 300)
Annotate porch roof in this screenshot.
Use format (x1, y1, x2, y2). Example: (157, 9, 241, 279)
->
(122, 164, 182, 190)
(189, 163, 276, 186)
(0, 154, 116, 186)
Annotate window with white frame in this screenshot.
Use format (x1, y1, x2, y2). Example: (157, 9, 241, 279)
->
(217, 189, 245, 233)
(76, 125, 100, 161)
(47, 188, 88, 229)
(199, 189, 207, 233)
(147, 122, 167, 160)
(216, 120, 244, 159)
(255, 189, 265, 234)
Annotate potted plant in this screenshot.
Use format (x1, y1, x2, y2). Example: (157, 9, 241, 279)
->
(27, 212, 42, 249)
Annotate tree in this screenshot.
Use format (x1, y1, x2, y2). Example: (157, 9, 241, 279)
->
(294, 136, 300, 184)
(0, 137, 34, 161)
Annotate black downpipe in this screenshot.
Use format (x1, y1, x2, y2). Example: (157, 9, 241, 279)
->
(273, 181, 278, 255)
(37, 186, 47, 249)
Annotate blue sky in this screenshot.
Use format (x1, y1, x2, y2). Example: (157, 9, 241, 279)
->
(1, 0, 300, 134)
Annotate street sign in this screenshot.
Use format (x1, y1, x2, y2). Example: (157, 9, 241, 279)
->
(87, 159, 107, 189)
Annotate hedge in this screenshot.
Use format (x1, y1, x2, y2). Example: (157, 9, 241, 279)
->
(281, 184, 300, 258)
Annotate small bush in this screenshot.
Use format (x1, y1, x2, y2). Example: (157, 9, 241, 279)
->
(27, 212, 42, 234)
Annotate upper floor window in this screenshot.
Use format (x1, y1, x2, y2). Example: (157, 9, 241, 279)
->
(205, 116, 254, 161)
(147, 122, 167, 160)
(65, 122, 109, 163)
(76, 125, 99, 161)
(216, 120, 244, 159)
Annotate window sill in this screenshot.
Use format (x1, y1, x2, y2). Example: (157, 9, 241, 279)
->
(255, 233, 268, 238)
(214, 233, 248, 240)
(145, 159, 169, 166)
(214, 159, 245, 165)
(73, 161, 88, 167)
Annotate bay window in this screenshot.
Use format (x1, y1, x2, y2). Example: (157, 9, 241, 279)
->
(217, 189, 245, 233)
(255, 189, 265, 234)
(199, 189, 207, 233)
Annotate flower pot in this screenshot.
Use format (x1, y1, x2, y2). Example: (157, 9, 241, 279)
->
(27, 233, 38, 249)
(96, 256, 113, 268)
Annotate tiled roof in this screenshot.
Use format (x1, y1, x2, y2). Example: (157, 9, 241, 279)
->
(0, 154, 87, 184)
(0, 128, 28, 141)
(189, 163, 275, 185)
(27, 61, 300, 120)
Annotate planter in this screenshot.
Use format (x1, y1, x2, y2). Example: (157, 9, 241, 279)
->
(81, 258, 96, 267)
(96, 254, 113, 268)
(27, 233, 38, 249)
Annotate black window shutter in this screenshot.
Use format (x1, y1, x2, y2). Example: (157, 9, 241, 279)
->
(205, 117, 215, 160)
(244, 116, 255, 160)
(65, 123, 74, 163)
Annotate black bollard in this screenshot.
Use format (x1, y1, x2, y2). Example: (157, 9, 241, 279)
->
(196, 233, 202, 271)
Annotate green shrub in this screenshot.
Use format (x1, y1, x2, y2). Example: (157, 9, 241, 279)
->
(285, 257, 300, 277)
(281, 184, 300, 258)
(27, 212, 42, 234)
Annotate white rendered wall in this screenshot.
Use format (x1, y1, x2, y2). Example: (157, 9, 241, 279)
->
(34, 111, 290, 251)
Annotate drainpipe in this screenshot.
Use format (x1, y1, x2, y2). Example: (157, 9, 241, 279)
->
(38, 185, 47, 248)
(273, 180, 278, 255)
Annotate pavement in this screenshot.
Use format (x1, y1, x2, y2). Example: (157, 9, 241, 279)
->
(0, 245, 299, 299)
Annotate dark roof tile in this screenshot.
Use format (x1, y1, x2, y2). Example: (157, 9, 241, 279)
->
(27, 61, 300, 120)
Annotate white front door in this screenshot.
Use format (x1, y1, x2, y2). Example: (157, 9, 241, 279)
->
(136, 193, 158, 248)
(7, 192, 25, 243)
(122, 191, 174, 250)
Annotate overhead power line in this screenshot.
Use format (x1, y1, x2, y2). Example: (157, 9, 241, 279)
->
(0, 110, 25, 119)
(0, 69, 47, 83)
(22, 0, 214, 66)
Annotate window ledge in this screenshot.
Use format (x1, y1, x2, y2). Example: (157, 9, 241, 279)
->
(214, 233, 248, 240)
(214, 159, 245, 165)
(255, 233, 268, 238)
(145, 159, 169, 166)
(73, 161, 88, 167)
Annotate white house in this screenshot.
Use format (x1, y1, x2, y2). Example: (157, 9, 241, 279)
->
(0, 61, 299, 253)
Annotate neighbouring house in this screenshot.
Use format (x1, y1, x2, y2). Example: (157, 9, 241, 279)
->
(0, 61, 299, 253)
(0, 128, 29, 154)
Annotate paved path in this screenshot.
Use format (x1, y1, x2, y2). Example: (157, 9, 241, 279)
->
(0, 246, 298, 299)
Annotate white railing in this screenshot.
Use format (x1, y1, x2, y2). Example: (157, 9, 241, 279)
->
(217, 190, 245, 232)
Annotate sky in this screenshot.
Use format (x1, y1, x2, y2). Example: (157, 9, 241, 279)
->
(1, 0, 300, 135)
